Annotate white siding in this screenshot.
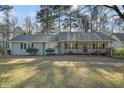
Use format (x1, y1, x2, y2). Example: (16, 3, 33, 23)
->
(11, 42, 58, 55)
(33, 43, 43, 55)
(11, 42, 29, 55)
(111, 35, 123, 49)
(11, 42, 44, 55)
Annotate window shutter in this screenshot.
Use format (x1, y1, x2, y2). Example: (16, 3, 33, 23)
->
(21, 43, 23, 49)
(24, 43, 27, 49)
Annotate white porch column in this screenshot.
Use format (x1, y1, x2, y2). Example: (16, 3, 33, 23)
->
(98, 42, 99, 50)
(71, 42, 72, 51)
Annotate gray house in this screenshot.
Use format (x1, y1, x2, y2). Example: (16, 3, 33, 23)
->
(111, 33, 124, 49)
(10, 32, 114, 55)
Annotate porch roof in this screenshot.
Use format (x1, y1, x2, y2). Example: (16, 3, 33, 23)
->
(10, 32, 114, 42)
(57, 32, 114, 41)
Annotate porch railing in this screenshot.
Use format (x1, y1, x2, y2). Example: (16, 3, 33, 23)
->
(63, 48, 107, 54)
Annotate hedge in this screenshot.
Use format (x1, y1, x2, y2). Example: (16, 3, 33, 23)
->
(114, 48, 124, 56)
(45, 48, 55, 55)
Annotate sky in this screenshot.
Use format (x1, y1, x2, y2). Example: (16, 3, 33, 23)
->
(0, 5, 122, 32)
(11, 5, 40, 24)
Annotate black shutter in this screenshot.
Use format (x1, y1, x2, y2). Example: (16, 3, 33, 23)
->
(24, 44, 27, 49)
(32, 43, 34, 48)
(21, 43, 23, 49)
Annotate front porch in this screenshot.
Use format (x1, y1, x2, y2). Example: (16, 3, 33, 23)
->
(58, 41, 112, 55)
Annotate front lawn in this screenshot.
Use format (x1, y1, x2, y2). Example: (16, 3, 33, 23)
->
(0, 55, 124, 88)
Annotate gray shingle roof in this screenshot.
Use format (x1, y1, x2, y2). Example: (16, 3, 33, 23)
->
(57, 32, 114, 41)
(11, 32, 114, 42)
(10, 35, 58, 42)
(113, 33, 124, 41)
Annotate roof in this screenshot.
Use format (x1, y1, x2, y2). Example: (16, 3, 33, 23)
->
(57, 32, 114, 41)
(113, 33, 124, 41)
(10, 32, 114, 42)
(10, 35, 58, 42)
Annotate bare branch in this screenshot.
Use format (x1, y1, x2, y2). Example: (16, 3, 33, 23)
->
(105, 5, 124, 19)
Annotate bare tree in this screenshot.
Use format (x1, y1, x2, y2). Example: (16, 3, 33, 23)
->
(105, 5, 124, 19)
(9, 17, 18, 36)
(22, 16, 35, 35)
(2, 7, 13, 52)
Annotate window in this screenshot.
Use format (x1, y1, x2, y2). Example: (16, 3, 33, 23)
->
(93, 43, 95, 48)
(67, 43, 71, 49)
(71, 43, 76, 49)
(78, 42, 83, 49)
(21, 43, 23, 49)
(76, 43, 78, 49)
(83, 43, 87, 48)
(24, 43, 27, 49)
(32, 43, 34, 48)
(65, 43, 67, 50)
(103, 44, 105, 49)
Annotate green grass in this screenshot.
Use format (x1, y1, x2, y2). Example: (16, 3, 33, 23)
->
(0, 55, 124, 88)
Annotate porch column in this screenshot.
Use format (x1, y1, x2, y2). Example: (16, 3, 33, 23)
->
(76, 42, 78, 50)
(97, 42, 99, 50)
(70, 42, 72, 51)
(63, 42, 66, 54)
(96, 42, 98, 51)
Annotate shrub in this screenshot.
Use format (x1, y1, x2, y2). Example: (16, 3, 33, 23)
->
(45, 48, 55, 55)
(26, 48, 39, 55)
(7, 50, 11, 55)
(114, 48, 124, 56)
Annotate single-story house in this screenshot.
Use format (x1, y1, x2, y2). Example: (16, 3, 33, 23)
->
(10, 32, 114, 55)
(111, 33, 124, 49)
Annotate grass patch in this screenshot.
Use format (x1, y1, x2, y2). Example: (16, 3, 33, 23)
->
(0, 55, 124, 88)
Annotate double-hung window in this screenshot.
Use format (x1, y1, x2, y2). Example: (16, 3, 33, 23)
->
(20, 43, 27, 49)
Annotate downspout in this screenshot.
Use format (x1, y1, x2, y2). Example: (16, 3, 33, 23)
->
(43, 42, 45, 55)
(70, 13, 72, 32)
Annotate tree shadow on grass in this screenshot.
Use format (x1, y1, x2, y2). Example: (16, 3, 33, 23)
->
(84, 62, 124, 87)
(1, 56, 124, 88)
(0, 58, 54, 88)
(13, 57, 124, 88)
(14, 59, 54, 88)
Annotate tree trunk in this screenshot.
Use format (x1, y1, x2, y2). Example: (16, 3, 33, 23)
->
(58, 8, 61, 32)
